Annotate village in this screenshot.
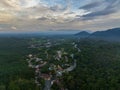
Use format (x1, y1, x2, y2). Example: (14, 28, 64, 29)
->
(26, 38, 81, 90)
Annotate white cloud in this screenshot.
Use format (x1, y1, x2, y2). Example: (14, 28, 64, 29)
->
(0, 0, 120, 31)
(11, 26, 17, 30)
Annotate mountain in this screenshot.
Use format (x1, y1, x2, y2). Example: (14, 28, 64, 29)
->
(75, 28, 120, 42)
(75, 31, 90, 38)
(89, 28, 120, 41)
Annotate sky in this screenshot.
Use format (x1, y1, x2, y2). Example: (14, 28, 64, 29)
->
(0, 0, 120, 32)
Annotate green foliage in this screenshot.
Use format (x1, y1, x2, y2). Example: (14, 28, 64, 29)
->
(8, 78, 38, 90)
(1, 37, 120, 90)
(51, 83, 61, 90)
(61, 39, 120, 90)
(0, 84, 6, 90)
(0, 38, 39, 90)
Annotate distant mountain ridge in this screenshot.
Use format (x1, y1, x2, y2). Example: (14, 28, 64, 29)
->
(75, 31, 90, 38)
(91, 28, 120, 36)
(75, 28, 120, 41)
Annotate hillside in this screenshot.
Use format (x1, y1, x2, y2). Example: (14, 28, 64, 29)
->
(75, 31, 90, 38)
(90, 28, 120, 41)
(75, 28, 120, 41)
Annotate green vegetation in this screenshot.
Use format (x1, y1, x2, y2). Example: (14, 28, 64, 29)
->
(62, 39, 120, 90)
(1, 36, 120, 90)
(0, 38, 39, 90)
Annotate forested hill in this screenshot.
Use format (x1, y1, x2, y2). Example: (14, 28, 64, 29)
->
(75, 28, 120, 41)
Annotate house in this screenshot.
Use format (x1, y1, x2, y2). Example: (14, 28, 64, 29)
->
(28, 54, 32, 58)
(40, 74, 51, 80)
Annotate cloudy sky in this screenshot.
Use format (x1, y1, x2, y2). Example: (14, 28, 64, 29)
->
(0, 0, 120, 32)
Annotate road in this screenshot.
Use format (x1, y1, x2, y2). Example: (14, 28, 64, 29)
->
(44, 80, 51, 90)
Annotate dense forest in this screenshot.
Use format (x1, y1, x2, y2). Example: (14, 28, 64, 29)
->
(0, 37, 120, 90)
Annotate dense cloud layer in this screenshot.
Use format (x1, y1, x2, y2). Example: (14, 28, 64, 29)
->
(0, 0, 120, 31)
(79, 0, 120, 19)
